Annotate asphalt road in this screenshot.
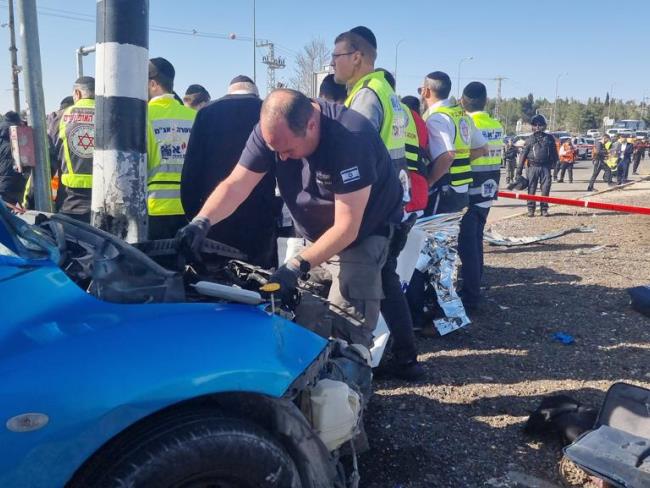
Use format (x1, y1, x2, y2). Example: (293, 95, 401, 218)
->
(488, 156, 650, 222)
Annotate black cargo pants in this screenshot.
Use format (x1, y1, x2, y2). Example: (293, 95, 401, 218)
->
(526, 165, 552, 212)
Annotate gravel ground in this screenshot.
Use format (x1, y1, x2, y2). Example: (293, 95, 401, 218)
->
(359, 181, 650, 488)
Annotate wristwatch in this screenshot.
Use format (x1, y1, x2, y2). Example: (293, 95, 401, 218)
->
(295, 255, 311, 275)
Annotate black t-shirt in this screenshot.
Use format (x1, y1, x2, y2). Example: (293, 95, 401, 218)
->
(239, 99, 403, 243)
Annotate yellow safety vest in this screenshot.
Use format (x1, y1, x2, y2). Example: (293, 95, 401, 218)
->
(147, 94, 196, 216)
(345, 70, 410, 202)
(468, 111, 503, 207)
(60, 98, 95, 189)
(345, 70, 406, 162)
(423, 104, 473, 188)
(604, 141, 618, 169)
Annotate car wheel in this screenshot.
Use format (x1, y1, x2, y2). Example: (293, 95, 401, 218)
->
(69, 413, 302, 488)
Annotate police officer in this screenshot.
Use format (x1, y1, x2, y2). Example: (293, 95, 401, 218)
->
(458, 82, 503, 310)
(55, 76, 96, 223)
(147, 57, 197, 239)
(517, 114, 558, 217)
(406, 71, 487, 333)
(177, 89, 403, 347)
(332, 27, 422, 380)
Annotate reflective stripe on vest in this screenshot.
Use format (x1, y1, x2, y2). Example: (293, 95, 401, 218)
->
(147, 95, 196, 216)
(403, 104, 420, 170)
(60, 98, 95, 189)
(468, 111, 503, 206)
(423, 104, 473, 187)
(345, 70, 406, 161)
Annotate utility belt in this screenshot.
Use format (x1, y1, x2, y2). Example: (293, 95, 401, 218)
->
(528, 161, 553, 168)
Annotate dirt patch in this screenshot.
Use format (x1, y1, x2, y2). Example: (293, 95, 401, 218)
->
(359, 186, 650, 487)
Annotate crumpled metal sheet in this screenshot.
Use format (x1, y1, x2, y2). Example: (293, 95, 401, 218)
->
(484, 225, 594, 247)
(413, 212, 470, 335)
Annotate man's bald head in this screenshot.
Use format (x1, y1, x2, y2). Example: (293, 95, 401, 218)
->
(260, 89, 320, 161)
(261, 89, 314, 137)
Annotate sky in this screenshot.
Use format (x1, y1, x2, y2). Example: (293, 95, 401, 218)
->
(0, 0, 648, 113)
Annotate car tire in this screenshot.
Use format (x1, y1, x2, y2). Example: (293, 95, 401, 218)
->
(68, 412, 302, 488)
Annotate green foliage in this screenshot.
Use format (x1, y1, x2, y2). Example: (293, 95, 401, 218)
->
(488, 94, 648, 135)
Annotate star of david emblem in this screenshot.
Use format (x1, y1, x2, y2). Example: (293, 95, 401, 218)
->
(77, 132, 94, 150)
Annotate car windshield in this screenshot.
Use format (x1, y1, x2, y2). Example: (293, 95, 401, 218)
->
(0, 201, 58, 263)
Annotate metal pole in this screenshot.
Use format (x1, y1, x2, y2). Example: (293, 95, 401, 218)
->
(456, 56, 473, 99)
(92, 0, 148, 242)
(8, 0, 20, 113)
(16, 0, 52, 212)
(252, 0, 256, 83)
(75, 45, 96, 79)
(394, 39, 405, 92)
(553, 77, 559, 130)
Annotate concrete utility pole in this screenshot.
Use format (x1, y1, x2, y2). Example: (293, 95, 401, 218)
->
(7, 0, 20, 113)
(16, 0, 52, 212)
(257, 40, 285, 95)
(91, 0, 149, 242)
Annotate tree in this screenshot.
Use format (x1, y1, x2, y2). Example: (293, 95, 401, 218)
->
(289, 38, 330, 97)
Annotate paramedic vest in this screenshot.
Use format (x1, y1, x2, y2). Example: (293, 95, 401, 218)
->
(423, 103, 473, 189)
(345, 70, 410, 202)
(468, 111, 503, 207)
(403, 104, 430, 212)
(147, 94, 196, 216)
(60, 98, 95, 189)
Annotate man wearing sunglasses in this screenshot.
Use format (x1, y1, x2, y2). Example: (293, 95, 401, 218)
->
(517, 114, 558, 217)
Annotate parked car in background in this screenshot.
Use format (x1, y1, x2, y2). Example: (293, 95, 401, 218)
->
(572, 136, 592, 160)
(586, 129, 601, 138)
(635, 130, 648, 140)
(583, 137, 595, 159)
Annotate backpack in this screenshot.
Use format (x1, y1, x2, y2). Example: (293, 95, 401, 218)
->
(530, 135, 552, 163)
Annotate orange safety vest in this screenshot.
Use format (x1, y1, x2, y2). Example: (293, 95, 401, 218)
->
(559, 143, 575, 163)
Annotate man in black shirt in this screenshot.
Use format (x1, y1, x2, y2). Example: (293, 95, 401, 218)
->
(177, 88, 403, 342)
(181, 75, 278, 267)
(517, 115, 558, 217)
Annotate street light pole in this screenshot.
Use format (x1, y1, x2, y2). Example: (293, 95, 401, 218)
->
(553, 72, 567, 130)
(394, 39, 405, 92)
(456, 56, 473, 99)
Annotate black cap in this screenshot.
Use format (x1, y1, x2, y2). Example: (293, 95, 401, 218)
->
(229, 75, 255, 85)
(149, 57, 175, 81)
(60, 96, 74, 110)
(350, 26, 377, 50)
(463, 81, 487, 99)
(185, 84, 209, 96)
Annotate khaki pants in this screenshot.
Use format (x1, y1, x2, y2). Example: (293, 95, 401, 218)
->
(291, 234, 390, 347)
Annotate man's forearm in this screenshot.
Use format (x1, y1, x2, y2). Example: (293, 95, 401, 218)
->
(297, 223, 359, 269)
(427, 152, 455, 186)
(469, 144, 488, 161)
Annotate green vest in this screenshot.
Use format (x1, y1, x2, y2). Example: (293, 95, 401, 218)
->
(147, 94, 196, 216)
(423, 104, 473, 188)
(60, 98, 95, 189)
(468, 111, 503, 207)
(344, 70, 406, 162)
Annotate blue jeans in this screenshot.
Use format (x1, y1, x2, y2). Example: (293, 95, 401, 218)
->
(458, 205, 490, 306)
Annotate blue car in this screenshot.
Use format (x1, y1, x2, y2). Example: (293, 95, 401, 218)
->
(0, 202, 371, 488)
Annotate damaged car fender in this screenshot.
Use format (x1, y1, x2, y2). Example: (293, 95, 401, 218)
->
(0, 262, 328, 487)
